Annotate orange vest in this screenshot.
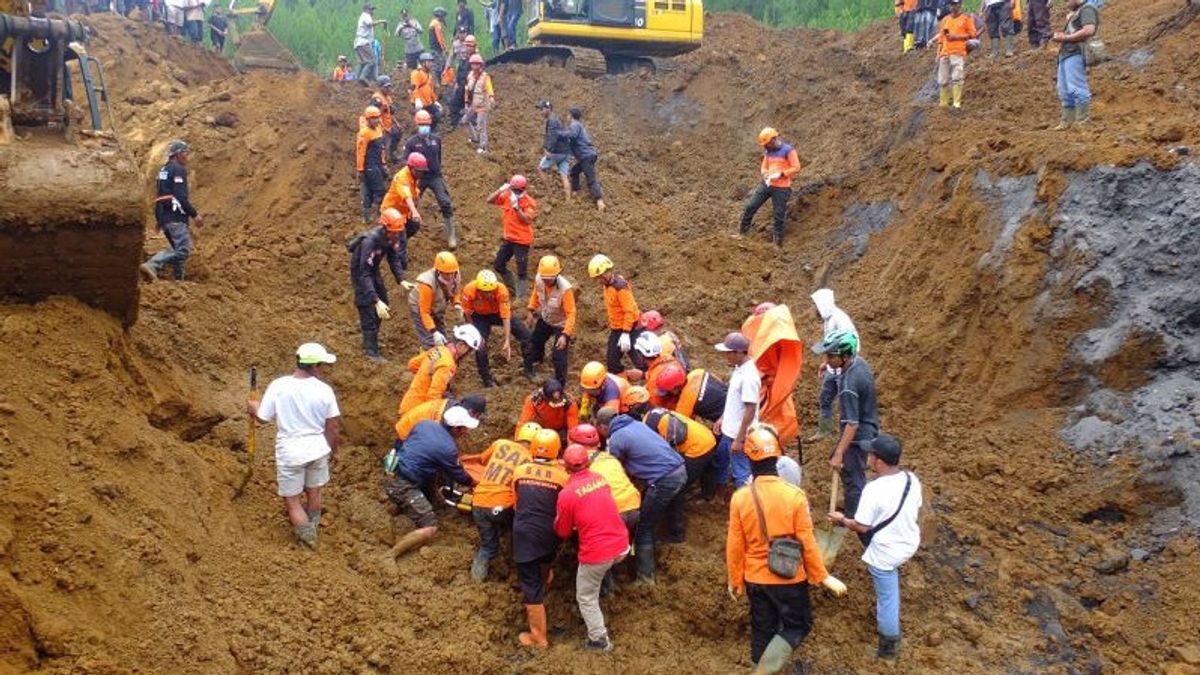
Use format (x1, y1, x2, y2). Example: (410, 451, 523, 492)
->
(410, 68, 438, 107)
(462, 281, 511, 320)
(381, 167, 420, 218)
(399, 346, 457, 414)
(726, 476, 829, 589)
(371, 90, 395, 130)
(472, 439, 530, 509)
(394, 398, 449, 440)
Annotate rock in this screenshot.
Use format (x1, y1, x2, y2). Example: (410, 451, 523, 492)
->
(1151, 124, 1185, 143)
(1094, 551, 1129, 575)
(0, 402, 14, 415)
(1164, 664, 1200, 675)
(125, 94, 155, 106)
(204, 115, 216, 126)
(1170, 146, 1191, 156)
(1129, 548, 1149, 562)
(295, 142, 308, 154)
(213, 111, 239, 128)
(1175, 645, 1200, 665)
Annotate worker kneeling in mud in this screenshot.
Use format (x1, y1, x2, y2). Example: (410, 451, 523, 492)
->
(727, 425, 847, 674)
(383, 405, 479, 560)
(511, 429, 568, 648)
(469, 422, 539, 581)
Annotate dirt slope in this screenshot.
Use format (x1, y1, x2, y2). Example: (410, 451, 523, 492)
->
(1, 3, 1199, 673)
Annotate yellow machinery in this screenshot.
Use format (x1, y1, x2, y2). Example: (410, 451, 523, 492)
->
(228, 0, 300, 73)
(489, 0, 703, 76)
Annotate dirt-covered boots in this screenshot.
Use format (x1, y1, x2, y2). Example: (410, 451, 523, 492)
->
(518, 604, 548, 648)
(877, 634, 901, 660)
(1055, 107, 1076, 131)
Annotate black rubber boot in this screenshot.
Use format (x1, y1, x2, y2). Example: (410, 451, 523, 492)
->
(877, 634, 901, 661)
(363, 331, 387, 363)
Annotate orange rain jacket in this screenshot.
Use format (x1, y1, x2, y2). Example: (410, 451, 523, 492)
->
(399, 345, 457, 414)
(740, 304, 803, 445)
(726, 475, 829, 590)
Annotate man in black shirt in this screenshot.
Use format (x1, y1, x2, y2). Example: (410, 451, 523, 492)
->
(141, 139, 203, 282)
(454, 0, 474, 36)
(402, 109, 457, 249)
(814, 330, 879, 519)
(535, 100, 572, 200)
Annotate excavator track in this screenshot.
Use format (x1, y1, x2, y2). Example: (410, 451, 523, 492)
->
(486, 45, 608, 79)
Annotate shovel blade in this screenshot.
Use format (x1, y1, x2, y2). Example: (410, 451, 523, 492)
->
(815, 525, 849, 567)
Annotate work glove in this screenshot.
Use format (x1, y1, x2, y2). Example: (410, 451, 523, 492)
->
(499, 182, 510, 193)
(727, 584, 743, 601)
(509, 192, 521, 207)
(374, 300, 391, 320)
(414, 98, 425, 110)
(617, 332, 631, 352)
(821, 575, 847, 597)
(432, 331, 447, 346)
(454, 304, 464, 321)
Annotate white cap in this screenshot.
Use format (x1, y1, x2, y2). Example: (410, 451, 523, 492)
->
(443, 405, 480, 429)
(453, 324, 483, 351)
(634, 331, 662, 358)
(296, 342, 337, 365)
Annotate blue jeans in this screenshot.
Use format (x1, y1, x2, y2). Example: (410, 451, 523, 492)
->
(635, 466, 686, 551)
(708, 434, 732, 494)
(472, 506, 511, 561)
(490, 23, 501, 51)
(505, 12, 521, 46)
(1057, 54, 1091, 108)
(818, 370, 839, 421)
(869, 564, 901, 638)
(146, 221, 192, 280)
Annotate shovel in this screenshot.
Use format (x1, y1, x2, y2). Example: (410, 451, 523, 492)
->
(814, 473, 848, 567)
(232, 366, 257, 499)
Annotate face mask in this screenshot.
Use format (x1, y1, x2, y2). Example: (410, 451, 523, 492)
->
(418, 125, 431, 135)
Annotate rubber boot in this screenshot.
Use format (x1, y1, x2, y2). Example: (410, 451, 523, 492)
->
(518, 604, 549, 648)
(752, 635, 794, 675)
(938, 87, 950, 108)
(363, 330, 387, 364)
(1075, 102, 1091, 125)
(805, 417, 836, 443)
(951, 83, 963, 110)
(902, 32, 914, 54)
(877, 634, 901, 661)
(470, 550, 490, 582)
(990, 40, 999, 58)
(294, 522, 318, 550)
(771, 229, 783, 247)
(596, 198, 606, 213)
(1004, 35, 1014, 57)
(443, 216, 458, 250)
(515, 278, 528, 301)
(306, 508, 322, 528)
(632, 543, 656, 586)
(1054, 107, 1076, 130)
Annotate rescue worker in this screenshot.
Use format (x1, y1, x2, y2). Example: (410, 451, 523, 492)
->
(638, 309, 691, 372)
(395, 8, 424, 70)
(594, 406, 685, 585)
(511, 429, 569, 648)
(896, 0, 917, 53)
(555, 444, 629, 652)
(402, 109, 457, 249)
(141, 139, 203, 282)
(560, 107, 606, 211)
(384, 405, 479, 558)
(930, 0, 976, 113)
(356, 106, 389, 225)
(394, 393, 486, 445)
(407, 251, 463, 349)
(381, 152, 427, 234)
(463, 269, 532, 387)
(535, 99, 572, 200)
(726, 426, 847, 674)
(517, 379, 580, 443)
(332, 54, 353, 81)
(523, 255, 575, 383)
(814, 330, 878, 522)
(644, 406, 717, 512)
(448, 33, 478, 128)
(569, 424, 640, 539)
(653, 364, 728, 426)
(348, 208, 409, 362)
(463, 53, 495, 153)
(579, 362, 627, 423)
(409, 51, 442, 129)
(1051, 0, 1100, 129)
(738, 127, 802, 247)
(428, 6, 449, 75)
(398, 323, 483, 414)
(632, 333, 681, 406)
(470, 421, 539, 581)
(588, 254, 640, 375)
(488, 175, 537, 300)
(810, 288, 860, 441)
(620, 385, 652, 420)
(369, 75, 401, 163)
(716, 331, 761, 489)
(980, 0, 1015, 58)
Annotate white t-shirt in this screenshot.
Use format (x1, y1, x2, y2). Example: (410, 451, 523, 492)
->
(256, 374, 341, 466)
(354, 12, 375, 48)
(855, 471, 923, 571)
(720, 359, 761, 439)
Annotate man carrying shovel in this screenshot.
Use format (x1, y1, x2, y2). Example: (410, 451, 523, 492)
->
(813, 330, 877, 526)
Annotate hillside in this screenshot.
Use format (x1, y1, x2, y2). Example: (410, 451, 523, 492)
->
(2, 2, 1199, 673)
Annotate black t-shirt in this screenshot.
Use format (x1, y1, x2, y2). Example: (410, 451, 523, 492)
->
(512, 461, 566, 563)
(838, 356, 879, 442)
(1059, 4, 1099, 60)
(209, 14, 227, 31)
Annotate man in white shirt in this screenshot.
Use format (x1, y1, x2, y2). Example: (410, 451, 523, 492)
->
(714, 331, 760, 488)
(248, 343, 342, 549)
(809, 287, 859, 441)
(828, 434, 922, 662)
(353, 3, 387, 83)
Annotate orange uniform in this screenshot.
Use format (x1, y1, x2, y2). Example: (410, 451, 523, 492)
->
(516, 392, 581, 437)
(602, 275, 639, 331)
(399, 345, 457, 414)
(355, 124, 386, 172)
(726, 476, 829, 591)
(937, 14, 976, 58)
(644, 355, 680, 408)
(462, 280, 512, 320)
(332, 65, 352, 81)
(493, 188, 537, 246)
(429, 17, 446, 52)
(528, 278, 576, 336)
(410, 67, 438, 109)
(394, 398, 450, 441)
(761, 143, 802, 189)
(648, 409, 715, 459)
(381, 167, 420, 219)
(370, 90, 395, 131)
(408, 268, 462, 332)
(472, 439, 531, 509)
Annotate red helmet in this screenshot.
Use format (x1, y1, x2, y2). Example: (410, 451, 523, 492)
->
(510, 174, 528, 190)
(655, 364, 686, 393)
(407, 152, 428, 169)
(562, 444, 590, 472)
(639, 310, 664, 331)
(568, 424, 600, 446)
(468, 53, 484, 65)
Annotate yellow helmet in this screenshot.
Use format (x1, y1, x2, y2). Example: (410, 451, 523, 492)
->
(530, 428, 562, 460)
(621, 385, 649, 407)
(745, 424, 782, 462)
(587, 254, 614, 278)
(475, 269, 500, 292)
(757, 127, 779, 147)
(580, 361, 608, 390)
(434, 251, 459, 274)
(537, 255, 562, 278)
(364, 105, 382, 119)
(516, 421, 543, 443)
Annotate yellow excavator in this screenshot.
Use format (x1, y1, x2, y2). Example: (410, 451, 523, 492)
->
(489, 0, 703, 76)
(227, 0, 300, 72)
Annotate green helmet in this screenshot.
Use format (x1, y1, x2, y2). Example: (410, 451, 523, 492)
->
(813, 330, 858, 357)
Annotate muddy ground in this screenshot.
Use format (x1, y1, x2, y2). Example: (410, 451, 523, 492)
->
(1, 1, 1199, 673)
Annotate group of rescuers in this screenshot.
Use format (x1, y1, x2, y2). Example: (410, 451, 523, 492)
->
(250, 267, 925, 669)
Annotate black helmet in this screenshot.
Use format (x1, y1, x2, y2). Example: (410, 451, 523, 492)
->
(166, 139, 190, 157)
(433, 6, 447, 17)
(419, 51, 434, 62)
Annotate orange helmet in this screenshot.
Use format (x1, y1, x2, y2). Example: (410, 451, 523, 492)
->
(537, 255, 562, 278)
(380, 207, 405, 232)
(434, 251, 459, 274)
(530, 428, 562, 460)
(414, 109, 433, 125)
(621, 385, 649, 407)
(757, 127, 779, 147)
(516, 421, 543, 443)
(364, 105, 382, 119)
(580, 362, 608, 390)
(744, 425, 782, 462)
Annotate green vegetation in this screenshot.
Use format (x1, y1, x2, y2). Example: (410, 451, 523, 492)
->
(705, 0, 892, 30)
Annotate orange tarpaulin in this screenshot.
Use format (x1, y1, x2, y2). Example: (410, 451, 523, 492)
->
(461, 453, 486, 484)
(741, 305, 804, 446)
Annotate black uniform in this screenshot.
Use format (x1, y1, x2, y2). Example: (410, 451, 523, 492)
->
(146, 159, 199, 280)
(349, 226, 407, 337)
(513, 460, 567, 604)
(359, 127, 389, 224)
(402, 132, 453, 222)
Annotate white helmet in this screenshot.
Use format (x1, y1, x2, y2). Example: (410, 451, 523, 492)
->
(453, 324, 483, 351)
(634, 331, 662, 358)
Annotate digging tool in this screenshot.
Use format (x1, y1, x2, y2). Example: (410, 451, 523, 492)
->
(815, 472, 849, 567)
(233, 366, 258, 499)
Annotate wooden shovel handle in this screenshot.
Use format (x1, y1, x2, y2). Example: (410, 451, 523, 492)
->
(829, 472, 839, 513)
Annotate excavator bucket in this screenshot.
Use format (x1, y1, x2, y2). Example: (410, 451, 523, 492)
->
(231, 28, 300, 73)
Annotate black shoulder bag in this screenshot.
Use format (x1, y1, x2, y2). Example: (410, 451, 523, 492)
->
(862, 472, 912, 547)
(749, 482, 805, 578)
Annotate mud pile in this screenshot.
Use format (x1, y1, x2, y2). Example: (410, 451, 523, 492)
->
(2, 2, 1199, 673)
